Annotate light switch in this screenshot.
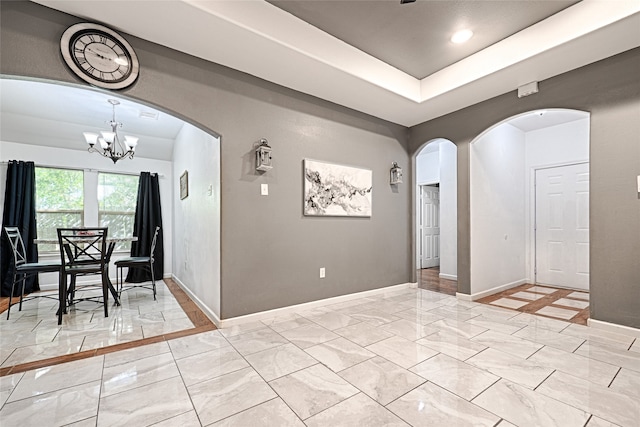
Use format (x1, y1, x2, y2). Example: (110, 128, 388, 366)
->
(637, 175, 640, 193)
(261, 183, 269, 196)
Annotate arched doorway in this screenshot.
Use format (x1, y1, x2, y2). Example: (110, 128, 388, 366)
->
(414, 138, 457, 295)
(469, 109, 591, 322)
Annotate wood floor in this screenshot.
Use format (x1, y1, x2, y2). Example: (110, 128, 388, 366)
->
(417, 267, 457, 296)
(0, 278, 215, 377)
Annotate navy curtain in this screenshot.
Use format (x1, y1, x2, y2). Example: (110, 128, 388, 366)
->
(126, 172, 164, 282)
(1, 161, 39, 296)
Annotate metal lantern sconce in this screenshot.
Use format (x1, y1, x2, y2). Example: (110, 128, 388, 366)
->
(255, 138, 273, 171)
(390, 162, 403, 184)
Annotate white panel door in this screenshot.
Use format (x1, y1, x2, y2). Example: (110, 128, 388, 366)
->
(421, 186, 440, 269)
(535, 163, 589, 290)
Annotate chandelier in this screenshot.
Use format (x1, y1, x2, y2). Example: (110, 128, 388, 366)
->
(83, 99, 138, 163)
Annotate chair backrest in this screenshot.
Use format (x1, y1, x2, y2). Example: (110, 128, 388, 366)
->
(149, 226, 161, 263)
(56, 227, 108, 269)
(4, 226, 27, 268)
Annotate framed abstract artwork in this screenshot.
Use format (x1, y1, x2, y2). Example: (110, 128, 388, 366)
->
(303, 159, 372, 217)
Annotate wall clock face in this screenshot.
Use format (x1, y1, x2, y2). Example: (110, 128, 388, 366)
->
(60, 23, 139, 90)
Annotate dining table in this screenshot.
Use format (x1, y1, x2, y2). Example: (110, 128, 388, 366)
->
(34, 236, 138, 307)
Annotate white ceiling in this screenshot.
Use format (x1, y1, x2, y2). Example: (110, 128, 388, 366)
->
(31, 0, 640, 127)
(0, 79, 185, 161)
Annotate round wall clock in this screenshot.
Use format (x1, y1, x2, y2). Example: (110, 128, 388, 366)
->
(60, 22, 140, 90)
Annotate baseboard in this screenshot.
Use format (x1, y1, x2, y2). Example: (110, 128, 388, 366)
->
(439, 273, 457, 281)
(171, 274, 222, 327)
(587, 318, 640, 338)
(219, 282, 418, 329)
(458, 279, 528, 302)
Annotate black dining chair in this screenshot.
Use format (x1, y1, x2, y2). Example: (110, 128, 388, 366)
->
(3, 226, 63, 320)
(57, 227, 109, 319)
(115, 226, 160, 301)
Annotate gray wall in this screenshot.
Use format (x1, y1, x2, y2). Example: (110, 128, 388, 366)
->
(409, 48, 640, 328)
(1, 1, 412, 319)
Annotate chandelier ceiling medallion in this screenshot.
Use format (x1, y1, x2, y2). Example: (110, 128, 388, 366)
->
(83, 99, 138, 163)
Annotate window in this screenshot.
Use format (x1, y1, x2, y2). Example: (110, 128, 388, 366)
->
(35, 168, 84, 252)
(98, 172, 138, 251)
(35, 167, 138, 252)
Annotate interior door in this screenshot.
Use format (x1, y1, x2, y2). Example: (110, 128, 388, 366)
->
(535, 163, 589, 290)
(420, 185, 440, 269)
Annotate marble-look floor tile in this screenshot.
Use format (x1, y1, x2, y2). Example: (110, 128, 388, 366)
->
(0, 372, 24, 406)
(466, 348, 554, 389)
(411, 353, 499, 400)
(304, 337, 374, 372)
(472, 379, 589, 427)
(379, 319, 432, 341)
(333, 321, 394, 347)
(176, 345, 249, 386)
(0, 326, 59, 348)
(279, 324, 339, 350)
(66, 416, 98, 426)
(553, 298, 589, 309)
(586, 416, 622, 427)
(1, 336, 85, 367)
(245, 343, 318, 381)
(609, 367, 640, 399)
(168, 330, 229, 360)
(507, 312, 570, 332)
(305, 393, 409, 427)
(630, 339, 640, 353)
(567, 291, 589, 301)
(536, 305, 579, 320)
(209, 398, 304, 427)
(188, 367, 276, 425)
(511, 291, 547, 300)
(151, 410, 201, 427)
(266, 316, 315, 333)
(227, 328, 289, 356)
(80, 328, 145, 351)
(141, 317, 194, 338)
(575, 342, 640, 372)
(490, 298, 529, 309)
(348, 309, 401, 326)
(426, 306, 481, 321)
(562, 324, 635, 350)
(424, 318, 488, 340)
(468, 304, 520, 321)
(393, 307, 443, 325)
(365, 336, 438, 369)
(219, 321, 268, 338)
(269, 364, 358, 420)
(513, 325, 585, 353)
(470, 329, 543, 359)
(387, 382, 499, 427)
(104, 341, 171, 368)
(8, 356, 104, 402)
(528, 345, 618, 387)
(537, 370, 640, 427)
(465, 316, 525, 335)
(527, 286, 558, 294)
(98, 376, 193, 426)
(339, 356, 425, 405)
(0, 380, 100, 426)
(101, 352, 179, 397)
(415, 330, 487, 361)
(307, 311, 360, 331)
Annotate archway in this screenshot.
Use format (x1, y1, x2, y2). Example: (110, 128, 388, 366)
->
(469, 108, 590, 320)
(414, 138, 457, 295)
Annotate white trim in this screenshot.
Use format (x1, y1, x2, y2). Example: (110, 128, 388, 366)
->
(171, 274, 221, 327)
(459, 279, 528, 301)
(218, 282, 418, 328)
(587, 318, 640, 338)
(439, 273, 457, 281)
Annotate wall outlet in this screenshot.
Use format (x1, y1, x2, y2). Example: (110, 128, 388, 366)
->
(261, 183, 269, 196)
(319, 267, 325, 278)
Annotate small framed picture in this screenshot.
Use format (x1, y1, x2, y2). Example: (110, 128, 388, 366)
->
(180, 170, 189, 200)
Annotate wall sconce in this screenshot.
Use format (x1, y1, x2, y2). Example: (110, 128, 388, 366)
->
(390, 162, 403, 184)
(255, 138, 273, 171)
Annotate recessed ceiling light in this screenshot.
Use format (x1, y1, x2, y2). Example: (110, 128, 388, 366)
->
(451, 29, 473, 44)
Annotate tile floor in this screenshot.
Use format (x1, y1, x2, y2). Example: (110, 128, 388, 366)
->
(0, 281, 195, 369)
(1, 286, 639, 426)
(479, 284, 591, 325)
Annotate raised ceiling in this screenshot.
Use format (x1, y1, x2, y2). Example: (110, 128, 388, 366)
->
(267, 0, 580, 79)
(28, 1, 640, 126)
